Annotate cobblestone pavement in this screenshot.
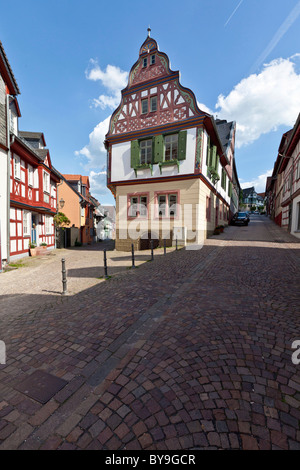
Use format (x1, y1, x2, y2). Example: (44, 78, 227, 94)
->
(0, 215, 299, 450)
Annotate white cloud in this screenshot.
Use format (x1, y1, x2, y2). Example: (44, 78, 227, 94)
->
(240, 169, 273, 193)
(89, 170, 108, 196)
(216, 55, 300, 148)
(86, 61, 128, 110)
(197, 101, 213, 115)
(75, 115, 111, 170)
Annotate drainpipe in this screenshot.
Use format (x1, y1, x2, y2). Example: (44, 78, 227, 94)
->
(6, 94, 12, 264)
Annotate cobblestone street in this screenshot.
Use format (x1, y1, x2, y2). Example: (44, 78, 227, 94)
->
(0, 215, 299, 450)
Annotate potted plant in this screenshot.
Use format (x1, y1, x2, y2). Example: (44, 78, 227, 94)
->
(29, 241, 37, 256)
(40, 242, 48, 249)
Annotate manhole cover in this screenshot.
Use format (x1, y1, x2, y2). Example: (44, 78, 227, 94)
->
(15, 370, 68, 404)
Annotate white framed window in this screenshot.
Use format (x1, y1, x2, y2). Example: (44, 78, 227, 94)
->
(129, 195, 148, 218)
(14, 155, 21, 180)
(23, 210, 31, 236)
(157, 193, 178, 218)
(164, 134, 178, 161)
(43, 171, 50, 194)
(28, 164, 33, 186)
(140, 139, 152, 164)
(45, 215, 52, 234)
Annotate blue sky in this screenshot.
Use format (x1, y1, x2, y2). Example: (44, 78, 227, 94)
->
(2, 0, 300, 204)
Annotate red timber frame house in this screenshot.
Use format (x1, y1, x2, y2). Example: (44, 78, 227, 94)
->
(0, 40, 59, 265)
(105, 31, 238, 251)
(9, 132, 59, 259)
(0, 40, 20, 268)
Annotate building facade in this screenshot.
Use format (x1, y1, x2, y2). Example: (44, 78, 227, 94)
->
(9, 132, 59, 260)
(266, 113, 300, 238)
(58, 174, 97, 246)
(280, 114, 300, 238)
(105, 33, 238, 251)
(1, 41, 59, 264)
(0, 40, 20, 265)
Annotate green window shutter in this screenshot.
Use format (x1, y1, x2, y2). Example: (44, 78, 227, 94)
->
(211, 145, 217, 169)
(178, 130, 187, 160)
(206, 136, 210, 165)
(131, 140, 140, 168)
(215, 154, 220, 172)
(153, 135, 164, 163)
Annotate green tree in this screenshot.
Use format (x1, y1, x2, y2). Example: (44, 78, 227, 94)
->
(54, 212, 70, 229)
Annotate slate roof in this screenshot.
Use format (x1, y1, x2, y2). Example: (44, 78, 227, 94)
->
(242, 187, 256, 198)
(215, 119, 235, 155)
(19, 131, 46, 145)
(0, 40, 20, 95)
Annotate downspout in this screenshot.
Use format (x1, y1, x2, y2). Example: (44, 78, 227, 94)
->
(6, 94, 12, 264)
(55, 179, 64, 249)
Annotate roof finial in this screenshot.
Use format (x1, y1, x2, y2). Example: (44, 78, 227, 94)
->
(147, 26, 151, 37)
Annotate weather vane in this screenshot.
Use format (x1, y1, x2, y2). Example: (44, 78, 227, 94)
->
(147, 26, 151, 37)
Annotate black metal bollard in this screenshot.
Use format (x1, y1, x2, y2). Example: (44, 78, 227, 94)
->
(164, 239, 166, 256)
(131, 243, 135, 268)
(61, 258, 67, 295)
(150, 240, 154, 261)
(103, 249, 108, 278)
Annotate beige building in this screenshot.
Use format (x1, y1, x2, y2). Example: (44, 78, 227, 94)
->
(105, 33, 238, 251)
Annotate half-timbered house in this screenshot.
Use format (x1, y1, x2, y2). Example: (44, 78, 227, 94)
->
(0, 40, 20, 266)
(105, 32, 238, 250)
(9, 131, 59, 259)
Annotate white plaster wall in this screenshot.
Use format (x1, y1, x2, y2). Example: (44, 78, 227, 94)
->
(202, 130, 230, 206)
(111, 128, 197, 182)
(291, 194, 300, 239)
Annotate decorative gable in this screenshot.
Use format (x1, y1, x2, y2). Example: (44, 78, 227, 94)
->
(107, 33, 206, 137)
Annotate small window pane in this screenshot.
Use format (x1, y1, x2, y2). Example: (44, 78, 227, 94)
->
(143, 57, 147, 67)
(164, 134, 178, 161)
(158, 195, 166, 216)
(150, 96, 157, 112)
(169, 194, 177, 216)
(151, 54, 155, 65)
(140, 196, 148, 216)
(130, 197, 138, 217)
(140, 140, 152, 164)
(142, 99, 148, 114)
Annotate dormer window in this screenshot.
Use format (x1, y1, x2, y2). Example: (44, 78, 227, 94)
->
(151, 54, 155, 65)
(143, 57, 147, 68)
